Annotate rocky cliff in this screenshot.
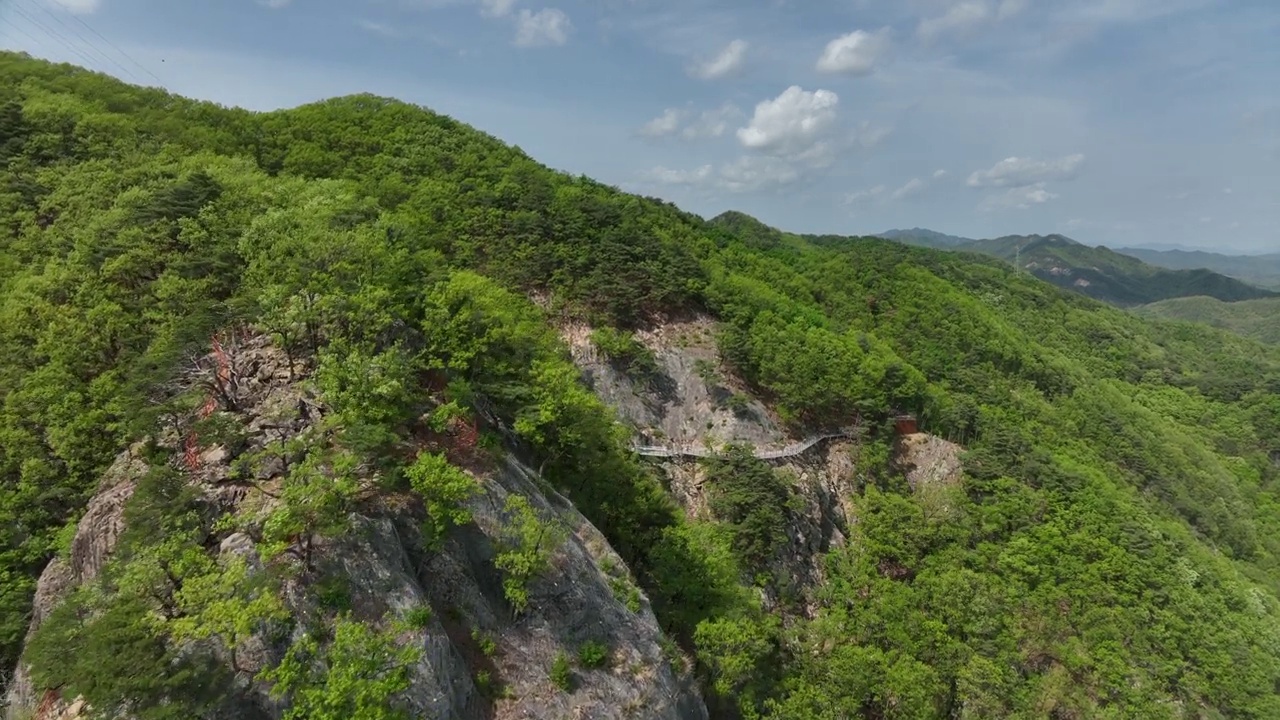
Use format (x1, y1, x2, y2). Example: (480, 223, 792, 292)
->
(5, 334, 706, 720)
(7, 316, 963, 720)
(560, 315, 963, 615)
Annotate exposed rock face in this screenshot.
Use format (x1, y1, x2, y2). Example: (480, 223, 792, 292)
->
(5, 447, 146, 714)
(5, 333, 707, 720)
(562, 317, 965, 617)
(561, 317, 786, 451)
(897, 433, 964, 490)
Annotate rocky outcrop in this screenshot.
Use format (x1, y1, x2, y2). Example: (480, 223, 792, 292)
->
(897, 432, 964, 490)
(562, 317, 965, 617)
(561, 317, 786, 450)
(5, 333, 706, 720)
(5, 446, 147, 714)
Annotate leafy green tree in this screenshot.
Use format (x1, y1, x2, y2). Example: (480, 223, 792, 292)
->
(261, 615, 421, 720)
(403, 451, 479, 548)
(493, 494, 566, 615)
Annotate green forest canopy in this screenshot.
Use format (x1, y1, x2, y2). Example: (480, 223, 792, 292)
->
(3, 51, 1280, 718)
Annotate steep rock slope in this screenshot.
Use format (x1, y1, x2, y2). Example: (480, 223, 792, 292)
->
(560, 316, 964, 615)
(6, 335, 706, 720)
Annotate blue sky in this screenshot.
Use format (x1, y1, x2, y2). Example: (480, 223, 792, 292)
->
(2, 0, 1278, 252)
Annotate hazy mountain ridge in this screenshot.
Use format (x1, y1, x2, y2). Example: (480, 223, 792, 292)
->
(1117, 247, 1280, 290)
(878, 229, 1279, 306)
(875, 228, 976, 248)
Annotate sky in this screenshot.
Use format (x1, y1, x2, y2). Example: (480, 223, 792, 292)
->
(1, 0, 1278, 253)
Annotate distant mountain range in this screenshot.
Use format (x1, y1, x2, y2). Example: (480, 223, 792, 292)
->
(876, 229, 1279, 307)
(1114, 247, 1280, 290)
(875, 228, 975, 248)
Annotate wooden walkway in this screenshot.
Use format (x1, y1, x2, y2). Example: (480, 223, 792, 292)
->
(631, 431, 854, 460)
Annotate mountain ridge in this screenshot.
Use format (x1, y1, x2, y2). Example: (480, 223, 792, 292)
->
(4, 53, 1280, 720)
(875, 227, 1279, 306)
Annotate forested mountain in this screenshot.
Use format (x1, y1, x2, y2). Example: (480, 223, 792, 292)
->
(1137, 296, 1280, 345)
(1118, 247, 1280, 290)
(875, 227, 975, 248)
(4, 51, 1280, 719)
(883, 230, 1277, 306)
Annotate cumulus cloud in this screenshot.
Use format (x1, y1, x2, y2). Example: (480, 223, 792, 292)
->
(638, 104, 741, 140)
(917, 0, 1026, 43)
(643, 156, 800, 193)
(852, 120, 893, 150)
(815, 29, 890, 76)
(980, 182, 1059, 210)
(846, 175, 933, 206)
(737, 86, 839, 157)
(966, 153, 1085, 188)
(645, 165, 714, 185)
(639, 108, 683, 137)
(718, 156, 801, 192)
(918, 1, 991, 42)
(480, 0, 517, 18)
(357, 20, 405, 37)
(682, 104, 740, 139)
(689, 39, 749, 80)
(844, 185, 886, 205)
(514, 8, 572, 47)
(933, 169, 948, 179)
(889, 177, 927, 201)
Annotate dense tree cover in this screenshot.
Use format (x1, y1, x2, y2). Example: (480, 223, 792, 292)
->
(1136, 295, 1280, 346)
(3, 51, 1280, 718)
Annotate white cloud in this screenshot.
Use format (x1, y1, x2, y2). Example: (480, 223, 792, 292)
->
(639, 108, 683, 137)
(689, 39, 749, 80)
(638, 104, 740, 140)
(844, 185, 886, 205)
(933, 169, 948, 179)
(645, 165, 714, 185)
(918, 1, 991, 43)
(852, 120, 893, 149)
(643, 156, 800, 193)
(980, 182, 1059, 210)
(717, 156, 801, 193)
(256, 0, 290, 8)
(815, 29, 890, 76)
(996, 0, 1028, 20)
(514, 8, 572, 47)
(916, 0, 1026, 43)
(683, 104, 740, 139)
(966, 154, 1085, 188)
(357, 20, 403, 37)
(480, 0, 517, 18)
(890, 177, 927, 201)
(1062, 0, 1205, 24)
(737, 85, 839, 157)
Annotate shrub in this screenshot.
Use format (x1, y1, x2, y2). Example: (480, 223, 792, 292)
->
(550, 651, 573, 692)
(578, 640, 610, 669)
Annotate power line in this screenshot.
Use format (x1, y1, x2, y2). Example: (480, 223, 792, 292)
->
(55, 2, 166, 87)
(0, 15, 47, 51)
(18, 0, 139, 84)
(6, 3, 101, 73)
